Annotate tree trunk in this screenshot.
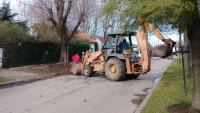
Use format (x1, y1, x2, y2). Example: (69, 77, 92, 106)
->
(58, 30, 67, 63)
(57, 21, 68, 63)
(65, 41, 69, 63)
(59, 38, 67, 63)
(188, 48, 193, 76)
(187, 40, 193, 77)
(188, 18, 200, 111)
(184, 30, 193, 76)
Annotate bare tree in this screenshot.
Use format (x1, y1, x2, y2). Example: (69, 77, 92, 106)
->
(15, 0, 38, 27)
(100, 1, 125, 38)
(100, 14, 123, 38)
(77, 0, 101, 37)
(29, 0, 91, 63)
(78, 0, 123, 38)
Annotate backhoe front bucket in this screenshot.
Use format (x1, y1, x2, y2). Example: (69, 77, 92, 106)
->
(71, 63, 83, 75)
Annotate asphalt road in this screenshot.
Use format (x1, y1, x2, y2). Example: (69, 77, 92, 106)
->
(0, 58, 173, 113)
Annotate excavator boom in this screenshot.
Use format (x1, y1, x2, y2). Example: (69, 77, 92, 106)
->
(133, 19, 176, 74)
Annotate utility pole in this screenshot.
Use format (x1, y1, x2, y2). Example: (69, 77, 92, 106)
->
(179, 32, 182, 64)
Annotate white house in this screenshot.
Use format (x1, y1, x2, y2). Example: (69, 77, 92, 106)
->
(96, 36, 104, 50)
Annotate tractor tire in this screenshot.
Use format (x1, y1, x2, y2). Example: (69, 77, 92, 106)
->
(125, 74, 139, 79)
(83, 65, 93, 77)
(105, 58, 125, 81)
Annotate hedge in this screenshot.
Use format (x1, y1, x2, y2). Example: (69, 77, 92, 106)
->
(69, 40, 90, 60)
(1, 40, 90, 68)
(2, 41, 60, 67)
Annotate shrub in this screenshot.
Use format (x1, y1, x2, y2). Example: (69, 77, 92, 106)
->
(69, 40, 90, 61)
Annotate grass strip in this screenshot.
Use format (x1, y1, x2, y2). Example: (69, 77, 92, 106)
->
(0, 76, 12, 84)
(141, 59, 193, 113)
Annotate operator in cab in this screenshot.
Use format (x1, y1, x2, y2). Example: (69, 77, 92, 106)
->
(117, 39, 129, 52)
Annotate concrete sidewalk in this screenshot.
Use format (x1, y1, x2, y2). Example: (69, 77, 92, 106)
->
(0, 68, 62, 89)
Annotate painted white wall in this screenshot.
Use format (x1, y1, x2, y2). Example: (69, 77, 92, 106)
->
(96, 38, 102, 50)
(0, 48, 2, 67)
(90, 43, 95, 53)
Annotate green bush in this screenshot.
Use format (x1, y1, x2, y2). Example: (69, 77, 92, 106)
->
(0, 22, 91, 67)
(69, 40, 90, 61)
(1, 39, 90, 67)
(2, 41, 60, 67)
(0, 22, 28, 41)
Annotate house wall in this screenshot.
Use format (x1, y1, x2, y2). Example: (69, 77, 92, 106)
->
(96, 39, 102, 50)
(90, 43, 95, 53)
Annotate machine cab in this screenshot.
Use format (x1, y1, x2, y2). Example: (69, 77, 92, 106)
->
(102, 31, 140, 63)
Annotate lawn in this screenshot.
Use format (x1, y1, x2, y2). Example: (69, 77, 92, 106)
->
(141, 59, 194, 113)
(0, 76, 12, 84)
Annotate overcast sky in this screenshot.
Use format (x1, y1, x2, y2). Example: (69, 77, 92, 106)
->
(1, 0, 179, 45)
(0, 0, 18, 11)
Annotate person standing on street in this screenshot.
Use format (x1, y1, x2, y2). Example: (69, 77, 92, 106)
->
(72, 54, 82, 64)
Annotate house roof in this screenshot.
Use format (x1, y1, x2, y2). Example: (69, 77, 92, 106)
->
(75, 32, 97, 43)
(97, 36, 104, 43)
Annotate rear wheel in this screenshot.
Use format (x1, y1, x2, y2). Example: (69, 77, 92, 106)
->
(83, 65, 93, 77)
(105, 58, 125, 81)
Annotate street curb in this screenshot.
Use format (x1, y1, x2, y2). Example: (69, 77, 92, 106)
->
(0, 73, 64, 90)
(135, 60, 173, 113)
(135, 74, 164, 113)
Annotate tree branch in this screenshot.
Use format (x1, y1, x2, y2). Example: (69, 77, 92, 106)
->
(47, 5, 57, 27)
(69, 12, 85, 40)
(64, 1, 72, 24)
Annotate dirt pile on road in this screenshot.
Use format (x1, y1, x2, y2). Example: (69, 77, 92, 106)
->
(48, 63, 72, 75)
(17, 63, 72, 75)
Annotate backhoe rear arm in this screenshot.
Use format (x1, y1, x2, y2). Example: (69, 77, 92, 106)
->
(134, 20, 176, 74)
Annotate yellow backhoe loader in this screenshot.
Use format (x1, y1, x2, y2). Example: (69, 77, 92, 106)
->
(71, 21, 176, 81)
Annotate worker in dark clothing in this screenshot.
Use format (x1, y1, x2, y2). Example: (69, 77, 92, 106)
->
(117, 39, 129, 52)
(72, 54, 82, 64)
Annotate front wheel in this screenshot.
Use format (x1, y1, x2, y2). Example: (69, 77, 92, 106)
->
(83, 65, 93, 77)
(105, 58, 125, 81)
